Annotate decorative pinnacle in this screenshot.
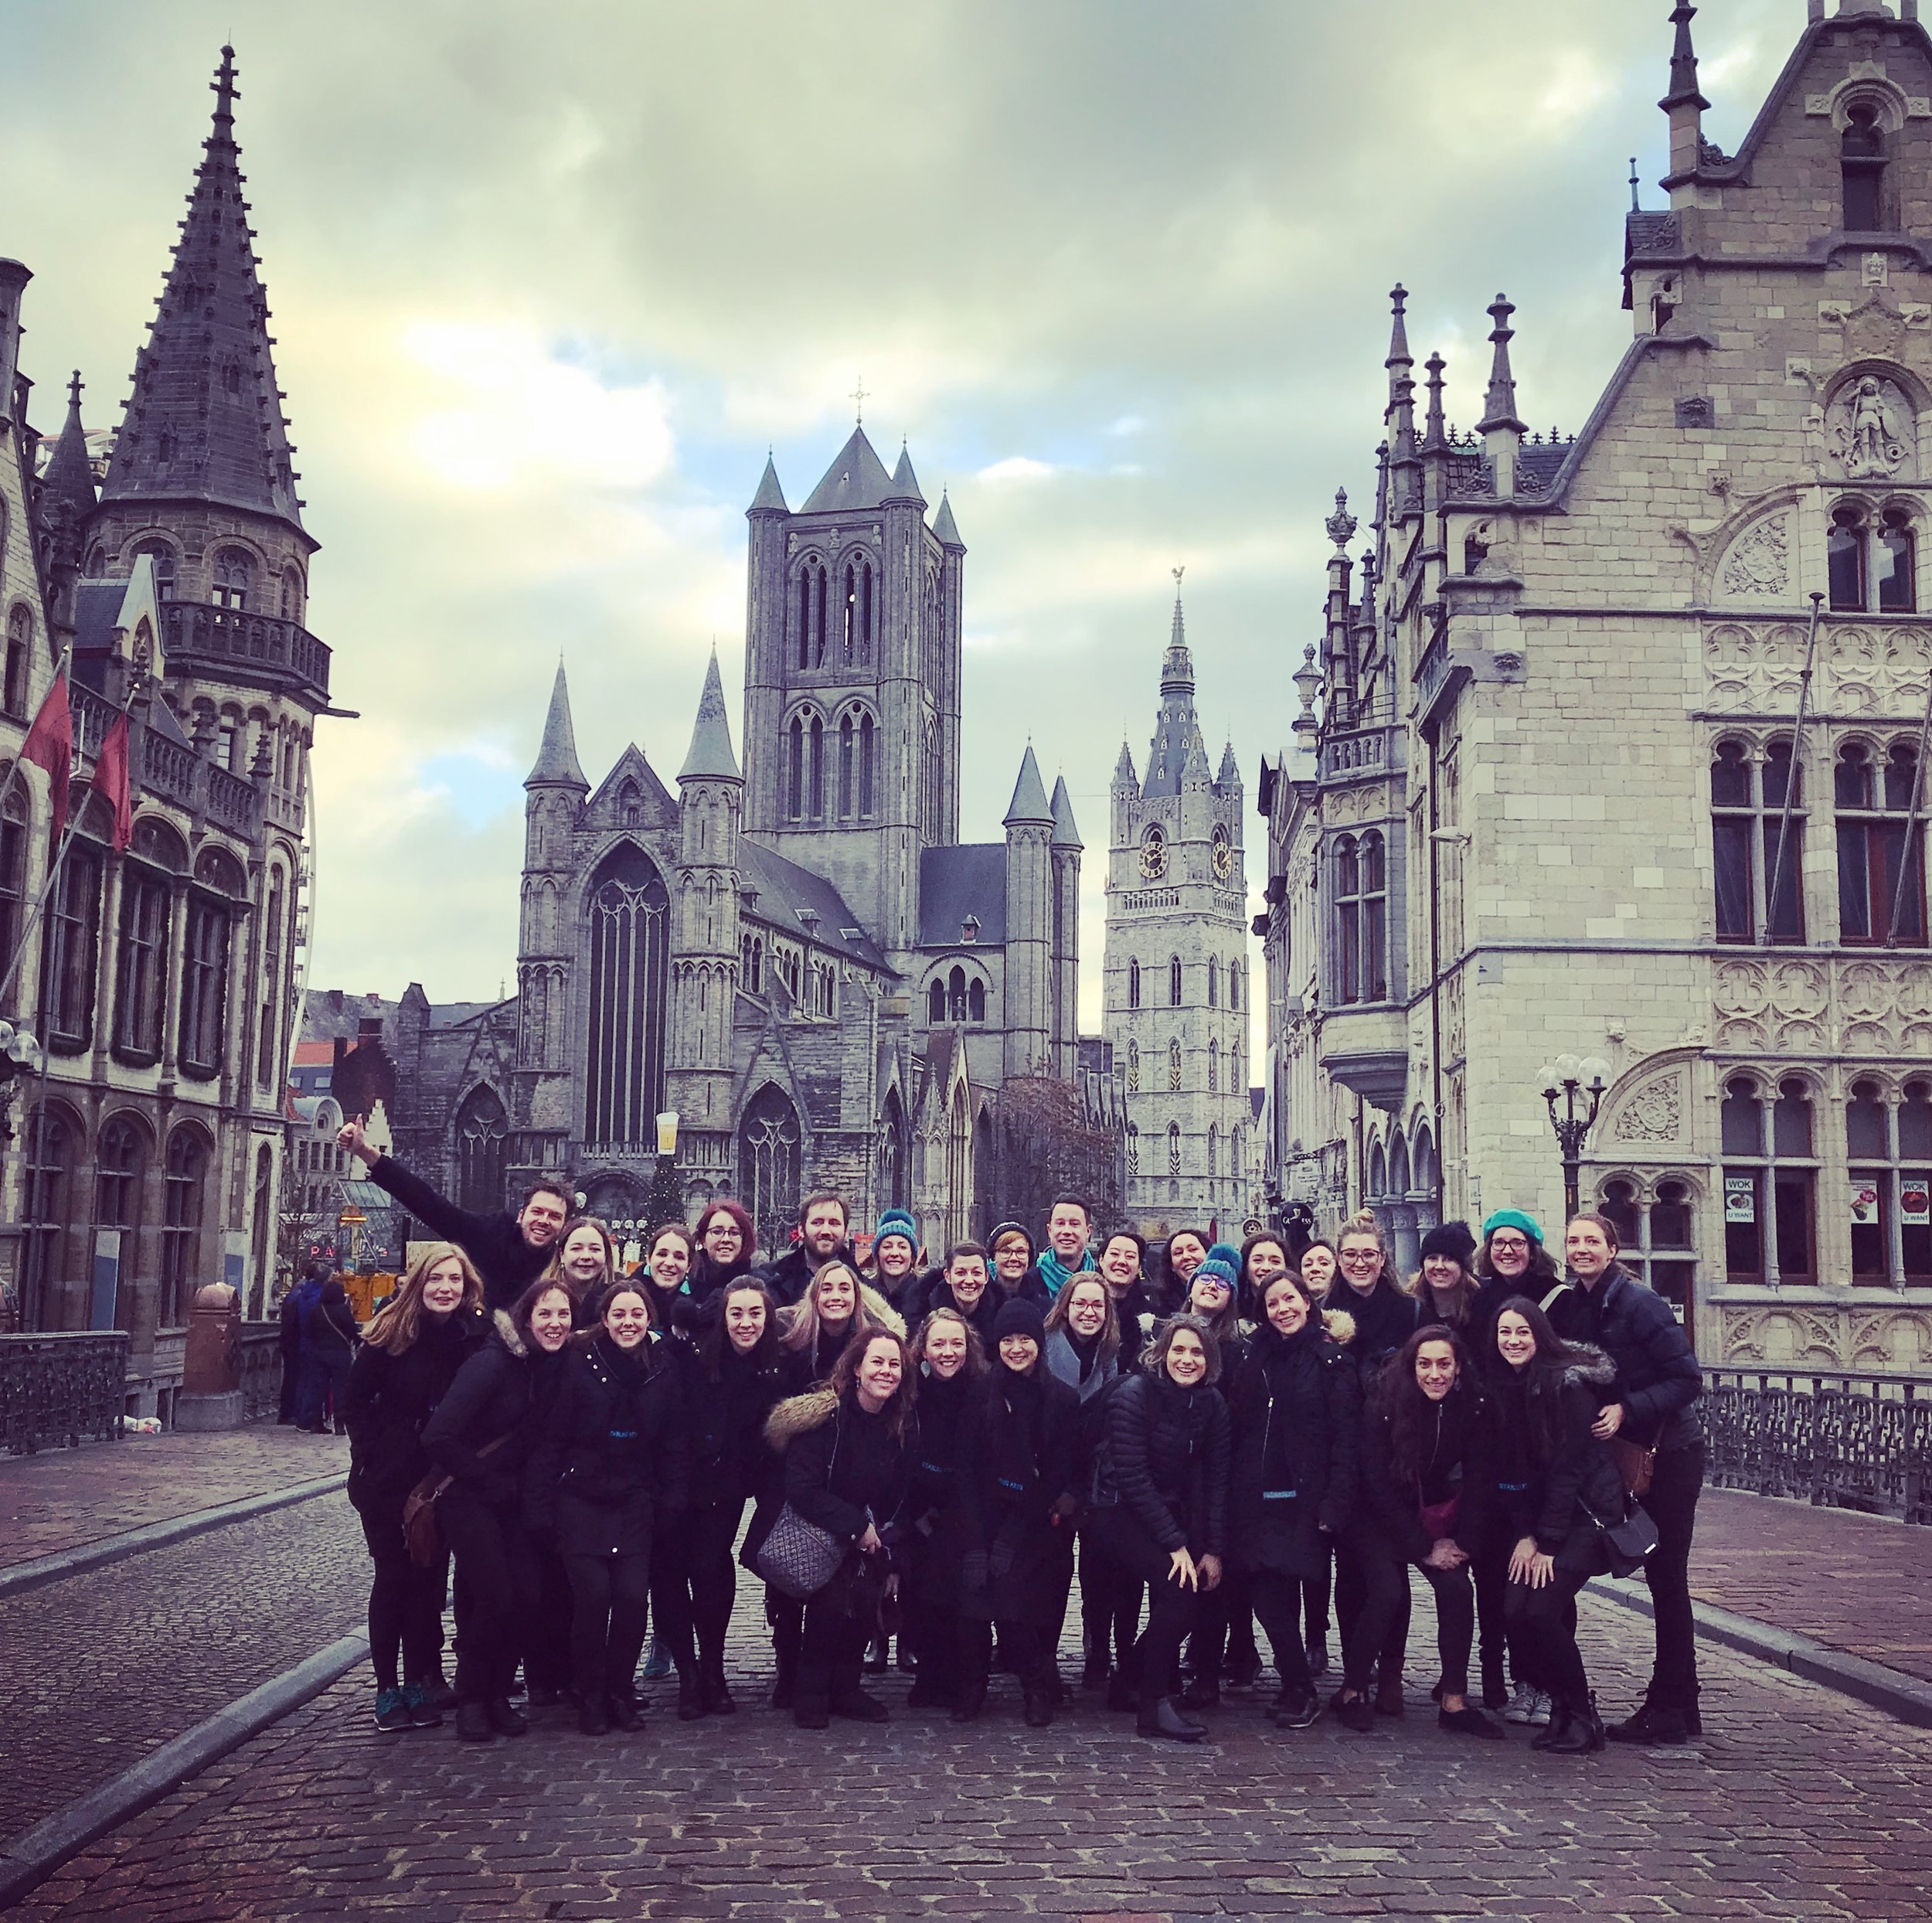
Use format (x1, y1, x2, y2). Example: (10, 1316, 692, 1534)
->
(1385, 284, 1412, 369)
(1476, 294, 1526, 436)
(1422, 352, 1447, 448)
(1325, 488, 1357, 550)
(1629, 157, 1641, 212)
(69, 369, 84, 408)
(213, 45, 239, 124)
(1662, 3, 1709, 112)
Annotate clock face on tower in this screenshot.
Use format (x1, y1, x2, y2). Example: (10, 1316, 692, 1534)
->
(1213, 830, 1232, 880)
(1140, 828, 1167, 880)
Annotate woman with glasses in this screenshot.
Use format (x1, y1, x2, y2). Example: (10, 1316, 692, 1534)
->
(688, 1200, 757, 1311)
(1472, 1211, 1559, 1363)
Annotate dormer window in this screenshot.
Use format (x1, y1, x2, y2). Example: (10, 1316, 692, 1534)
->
(1843, 102, 1889, 231)
(961, 915, 979, 944)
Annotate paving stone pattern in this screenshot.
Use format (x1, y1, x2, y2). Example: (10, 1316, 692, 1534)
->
(17, 1588, 1932, 1922)
(0, 1493, 366, 1835)
(0, 1425, 348, 1568)
(1691, 1487, 1932, 1685)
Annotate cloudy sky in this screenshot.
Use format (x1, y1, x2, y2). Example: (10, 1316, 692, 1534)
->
(6, 0, 1800, 1067)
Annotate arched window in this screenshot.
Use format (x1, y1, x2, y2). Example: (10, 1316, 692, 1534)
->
(1128, 958, 1141, 1010)
(1168, 1037, 1182, 1091)
(180, 855, 236, 1077)
(1335, 831, 1388, 1003)
(739, 1084, 803, 1257)
(968, 978, 986, 1023)
(281, 567, 304, 622)
(838, 715, 855, 819)
(585, 844, 671, 1149)
(112, 846, 172, 1063)
(842, 563, 859, 664)
(1848, 1077, 1932, 1285)
(0, 791, 24, 1017)
(19, 1106, 74, 1331)
(1169, 955, 1182, 1006)
(4, 604, 29, 719)
(1207, 1037, 1219, 1093)
(257, 869, 287, 1087)
(1207, 1123, 1218, 1179)
(795, 560, 829, 668)
(1168, 1121, 1182, 1176)
(787, 716, 804, 819)
(1126, 1121, 1139, 1176)
(1228, 959, 1240, 1013)
(1838, 740, 1927, 945)
(1721, 1074, 1817, 1284)
(1599, 1175, 1697, 1314)
(1880, 508, 1917, 611)
(95, 1115, 148, 1332)
(1208, 962, 1218, 1008)
(212, 548, 253, 610)
(808, 716, 825, 817)
(159, 1127, 210, 1326)
(948, 965, 968, 1022)
(1711, 738, 1804, 944)
(1842, 100, 1889, 230)
(859, 713, 876, 815)
(250, 1142, 274, 1315)
(1126, 1038, 1140, 1091)
(132, 539, 175, 601)
(1231, 1125, 1243, 1186)
(456, 1086, 509, 1213)
(1830, 502, 1917, 612)
(43, 834, 104, 1051)
(928, 979, 946, 1023)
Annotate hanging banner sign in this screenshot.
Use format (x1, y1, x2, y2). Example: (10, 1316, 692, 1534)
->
(1902, 1179, 1931, 1229)
(1724, 1173, 1757, 1224)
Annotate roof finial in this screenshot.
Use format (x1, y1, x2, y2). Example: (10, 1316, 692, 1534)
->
(1325, 488, 1357, 551)
(1172, 563, 1185, 600)
(851, 375, 867, 425)
(212, 44, 239, 126)
(1662, 3, 1709, 112)
(1629, 156, 1642, 212)
(1422, 352, 1447, 451)
(68, 369, 83, 409)
(1476, 294, 1526, 436)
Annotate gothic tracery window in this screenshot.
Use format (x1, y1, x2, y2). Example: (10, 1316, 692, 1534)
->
(585, 845, 670, 1148)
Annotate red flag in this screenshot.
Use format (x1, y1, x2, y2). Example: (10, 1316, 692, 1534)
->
(90, 713, 133, 853)
(19, 672, 73, 847)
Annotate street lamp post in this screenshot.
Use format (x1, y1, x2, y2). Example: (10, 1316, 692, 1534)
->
(1537, 1053, 1612, 1225)
(647, 1110, 682, 1227)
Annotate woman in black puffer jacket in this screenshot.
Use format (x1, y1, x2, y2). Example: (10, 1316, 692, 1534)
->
(1224, 1270, 1360, 1731)
(340, 1243, 488, 1734)
(654, 1278, 787, 1719)
(1087, 1315, 1231, 1743)
(1488, 1295, 1625, 1755)
(1352, 1324, 1500, 1740)
(527, 1278, 688, 1734)
(423, 1281, 576, 1740)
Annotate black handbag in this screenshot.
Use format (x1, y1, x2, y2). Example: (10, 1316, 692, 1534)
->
(754, 1411, 851, 1599)
(1588, 1497, 1660, 1579)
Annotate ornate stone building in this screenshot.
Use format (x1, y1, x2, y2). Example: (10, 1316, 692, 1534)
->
(0, 49, 330, 1407)
(338, 427, 1115, 1257)
(1259, 0, 1932, 1370)
(1104, 583, 1255, 1237)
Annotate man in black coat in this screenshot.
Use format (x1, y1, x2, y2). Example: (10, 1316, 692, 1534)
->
(754, 1191, 857, 1308)
(338, 1118, 570, 1311)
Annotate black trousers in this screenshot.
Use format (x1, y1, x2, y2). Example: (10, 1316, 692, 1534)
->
(525, 1533, 574, 1693)
(1077, 1529, 1143, 1673)
(1335, 1529, 1410, 1691)
(1352, 1539, 1476, 1698)
(1641, 1439, 1706, 1711)
(1304, 1541, 1332, 1643)
(1087, 1508, 1202, 1707)
(1468, 1522, 1524, 1689)
(796, 1589, 874, 1713)
(1189, 1567, 1257, 1680)
(439, 1489, 538, 1703)
(352, 1487, 447, 1695)
(1250, 1569, 1316, 1696)
(963, 1618, 1054, 1695)
(563, 1550, 652, 1703)
(1505, 1566, 1592, 1709)
(905, 1595, 966, 1701)
(651, 1499, 746, 1675)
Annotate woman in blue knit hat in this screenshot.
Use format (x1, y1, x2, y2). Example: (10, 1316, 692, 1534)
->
(867, 1210, 924, 1314)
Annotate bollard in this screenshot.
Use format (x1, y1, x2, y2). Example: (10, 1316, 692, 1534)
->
(174, 1280, 245, 1431)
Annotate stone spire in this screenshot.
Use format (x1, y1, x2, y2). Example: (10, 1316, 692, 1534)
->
(1003, 744, 1053, 826)
(748, 451, 787, 515)
(885, 441, 926, 506)
(1475, 295, 1526, 434)
(526, 661, 589, 789)
(1421, 352, 1448, 451)
(1049, 773, 1082, 849)
(1386, 286, 1420, 514)
(1661, 2, 1709, 111)
(931, 488, 964, 550)
(38, 371, 97, 533)
(102, 46, 304, 532)
(1144, 571, 1200, 800)
(1113, 738, 1138, 787)
(678, 646, 741, 782)
(1216, 738, 1240, 787)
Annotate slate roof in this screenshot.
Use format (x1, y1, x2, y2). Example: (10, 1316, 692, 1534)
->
(800, 427, 897, 515)
(678, 648, 740, 781)
(739, 839, 888, 970)
(528, 662, 589, 788)
(931, 491, 964, 549)
(918, 842, 1009, 947)
(1004, 745, 1053, 825)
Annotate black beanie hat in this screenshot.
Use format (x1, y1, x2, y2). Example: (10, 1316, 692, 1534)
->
(1420, 1220, 1478, 1265)
(992, 1297, 1046, 1344)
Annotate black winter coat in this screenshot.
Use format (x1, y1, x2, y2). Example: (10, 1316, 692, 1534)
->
(959, 1365, 1079, 1627)
(672, 1339, 788, 1509)
(756, 1242, 858, 1309)
(769, 1388, 914, 1550)
(904, 1272, 1002, 1351)
(1337, 1276, 1420, 1370)
(1225, 1322, 1360, 1578)
(422, 1312, 536, 1509)
(366, 1155, 552, 1311)
(304, 1287, 359, 1359)
(1094, 1372, 1231, 1557)
(1484, 1350, 1624, 1573)
(1545, 1265, 1702, 1452)
(905, 1370, 977, 1604)
(527, 1333, 688, 1557)
(341, 1308, 488, 1504)
(1359, 1378, 1490, 1564)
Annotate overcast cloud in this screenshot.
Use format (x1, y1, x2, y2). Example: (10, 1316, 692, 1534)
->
(4, 0, 1796, 1065)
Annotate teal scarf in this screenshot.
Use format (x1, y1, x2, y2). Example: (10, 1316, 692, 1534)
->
(1036, 1247, 1094, 1300)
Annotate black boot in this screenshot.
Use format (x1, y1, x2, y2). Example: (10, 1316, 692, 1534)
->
(700, 1654, 736, 1716)
(455, 1699, 493, 1742)
(1107, 1670, 1138, 1713)
(951, 1677, 988, 1724)
(486, 1697, 529, 1738)
(577, 1695, 610, 1736)
(677, 1671, 706, 1720)
(770, 1631, 799, 1710)
(1540, 1694, 1606, 1755)
(1023, 1686, 1054, 1728)
(1177, 1669, 1219, 1711)
(607, 1690, 645, 1733)
(1138, 1694, 1206, 1743)
(1530, 1698, 1577, 1751)
(1608, 1700, 1690, 1745)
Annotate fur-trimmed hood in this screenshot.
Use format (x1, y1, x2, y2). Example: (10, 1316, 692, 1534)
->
(764, 1384, 840, 1451)
(860, 1282, 906, 1339)
(1560, 1343, 1616, 1390)
(490, 1308, 529, 1360)
(1321, 1307, 1355, 1349)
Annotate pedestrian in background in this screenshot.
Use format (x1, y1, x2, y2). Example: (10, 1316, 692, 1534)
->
(278, 1258, 326, 1424)
(298, 1274, 359, 1433)
(341, 1242, 488, 1734)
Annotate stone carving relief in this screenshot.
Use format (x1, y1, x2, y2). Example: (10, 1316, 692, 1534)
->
(1702, 620, 1930, 715)
(1702, 621, 1808, 713)
(1828, 372, 1916, 478)
(1719, 1305, 1932, 1372)
(1713, 955, 1932, 1056)
(1716, 515, 1791, 598)
(1611, 1070, 1684, 1143)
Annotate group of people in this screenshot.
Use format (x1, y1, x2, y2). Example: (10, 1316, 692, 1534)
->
(326, 1118, 1704, 1755)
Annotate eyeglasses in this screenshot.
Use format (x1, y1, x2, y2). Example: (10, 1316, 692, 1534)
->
(1489, 1236, 1531, 1253)
(1339, 1250, 1380, 1264)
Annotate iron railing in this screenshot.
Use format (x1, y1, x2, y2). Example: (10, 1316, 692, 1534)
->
(0, 1332, 129, 1455)
(1702, 1366, 1930, 1525)
(239, 1324, 287, 1424)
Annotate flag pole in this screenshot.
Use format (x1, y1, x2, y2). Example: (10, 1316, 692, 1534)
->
(0, 668, 145, 1011)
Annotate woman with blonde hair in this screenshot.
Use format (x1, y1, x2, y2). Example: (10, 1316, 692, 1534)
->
(341, 1243, 488, 1733)
(777, 1259, 903, 1387)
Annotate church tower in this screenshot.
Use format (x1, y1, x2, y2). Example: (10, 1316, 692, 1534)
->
(1104, 580, 1251, 1234)
(740, 424, 964, 958)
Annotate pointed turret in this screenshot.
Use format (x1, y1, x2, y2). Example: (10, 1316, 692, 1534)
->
(1216, 739, 1240, 788)
(1049, 774, 1082, 850)
(885, 441, 926, 506)
(1182, 724, 1213, 785)
(1113, 740, 1138, 787)
(1385, 286, 1420, 516)
(527, 662, 589, 790)
(678, 647, 741, 783)
(39, 372, 97, 532)
(748, 452, 787, 516)
(1144, 574, 1202, 800)
(1003, 744, 1054, 826)
(931, 488, 964, 550)
(102, 46, 304, 532)
(1660, 3, 1710, 189)
(800, 425, 896, 514)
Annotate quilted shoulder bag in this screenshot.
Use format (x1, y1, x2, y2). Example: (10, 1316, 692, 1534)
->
(754, 1407, 850, 1599)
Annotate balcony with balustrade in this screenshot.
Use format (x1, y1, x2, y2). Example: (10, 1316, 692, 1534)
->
(162, 599, 331, 706)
